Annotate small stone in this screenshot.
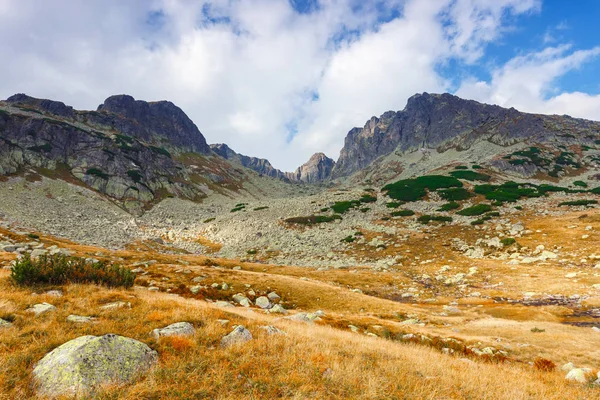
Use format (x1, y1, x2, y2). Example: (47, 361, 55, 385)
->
(44, 290, 63, 297)
(152, 322, 195, 340)
(260, 325, 286, 335)
(99, 301, 131, 311)
(268, 304, 287, 314)
(348, 325, 359, 333)
(221, 325, 252, 348)
(561, 362, 575, 372)
(267, 292, 281, 302)
(215, 301, 235, 308)
(217, 319, 230, 326)
(67, 315, 96, 324)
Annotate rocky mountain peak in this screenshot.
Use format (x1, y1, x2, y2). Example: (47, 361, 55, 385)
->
(97, 95, 210, 154)
(6, 93, 75, 118)
(291, 152, 335, 183)
(210, 143, 290, 181)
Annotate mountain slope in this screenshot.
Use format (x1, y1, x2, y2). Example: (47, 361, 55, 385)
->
(210, 143, 290, 181)
(331, 92, 600, 179)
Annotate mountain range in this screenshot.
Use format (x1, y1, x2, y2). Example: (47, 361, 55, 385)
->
(1, 91, 599, 213)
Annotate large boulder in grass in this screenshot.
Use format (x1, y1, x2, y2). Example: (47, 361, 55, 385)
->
(32, 334, 157, 398)
(221, 325, 252, 348)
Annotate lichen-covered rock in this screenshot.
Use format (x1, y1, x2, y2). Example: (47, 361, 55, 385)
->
(255, 296, 271, 309)
(66, 315, 96, 324)
(152, 322, 195, 340)
(27, 302, 56, 316)
(32, 334, 158, 398)
(221, 325, 252, 348)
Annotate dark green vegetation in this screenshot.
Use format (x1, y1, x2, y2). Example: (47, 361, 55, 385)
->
(149, 146, 172, 158)
(332, 200, 361, 214)
(27, 233, 40, 239)
(501, 238, 516, 247)
(231, 203, 247, 212)
(449, 170, 491, 182)
(383, 175, 462, 202)
(341, 235, 355, 243)
(391, 209, 415, 217)
(438, 188, 472, 201)
(457, 204, 492, 216)
(473, 182, 581, 203)
(203, 217, 216, 223)
(454, 165, 468, 170)
(472, 165, 482, 169)
(253, 206, 269, 211)
(386, 202, 403, 209)
(86, 168, 109, 180)
(284, 215, 342, 225)
(127, 170, 143, 183)
(558, 200, 598, 207)
(10, 253, 135, 288)
(573, 181, 588, 188)
(359, 194, 377, 203)
(417, 215, 452, 224)
(438, 202, 460, 211)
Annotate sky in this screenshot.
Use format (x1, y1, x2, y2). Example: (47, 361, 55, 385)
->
(1, 0, 599, 171)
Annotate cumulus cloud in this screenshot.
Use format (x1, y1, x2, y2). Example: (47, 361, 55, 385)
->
(456, 44, 600, 119)
(1, 0, 587, 171)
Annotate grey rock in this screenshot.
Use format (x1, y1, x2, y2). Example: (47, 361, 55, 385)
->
(267, 291, 281, 302)
(152, 322, 195, 340)
(32, 334, 158, 398)
(221, 325, 253, 348)
(255, 296, 271, 309)
(67, 315, 96, 324)
(99, 301, 131, 311)
(27, 302, 56, 316)
(260, 325, 286, 335)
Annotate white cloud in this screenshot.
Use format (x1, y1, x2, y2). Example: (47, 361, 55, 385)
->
(456, 45, 600, 120)
(0, 0, 569, 171)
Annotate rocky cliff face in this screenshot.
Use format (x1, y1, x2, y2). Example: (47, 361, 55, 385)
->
(331, 93, 600, 179)
(0, 94, 246, 214)
(290, 153, 335, 183)
(210, 143, 290, 181)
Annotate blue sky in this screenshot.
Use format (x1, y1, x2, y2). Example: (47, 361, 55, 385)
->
(0, 0, 599, 171)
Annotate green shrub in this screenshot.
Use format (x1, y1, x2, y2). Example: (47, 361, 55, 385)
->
(449, 170, 491, 182)
(332, 200, 361, 214)
(438, 202, 460, 211)
(284, 215, 342, 225)
(457, 204, 492, 216)
(320, 207, 330, 212)
(203, 217, 216, 223)
(391, 209, 415, 217)
(438, 188, 472, 201)
(27, 233, 40, 240)
(472, 165, 482, 169)
(246, 249, 257, 255)
(359, 207, 370, 213)
(254, 206, 269, 211)
(558, 200, 598, 207)
(359, 195, 377, 203)
(514, 206, 523, 210)
(127, 170, 143, 183)
(470, 219, 484, 225)
(486, 211, 500, 217)
(341, 236, 355, 243)
(417, 215, 452, 224)
(231, 206, 245, 212)
(573, 181, 588, 188)
(150, 146, 171, 158)
(501, 238, 516, 246)
(386, 202, 404, 209)
(86, 168, 109, 180)
(383, 175, 462, 202)
(10, 253, 134, 288)
(591, 187, 600, 194)
(454, 165, 468, 170)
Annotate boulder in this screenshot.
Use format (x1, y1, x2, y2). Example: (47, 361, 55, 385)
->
(221, 325, 253, 348)
(565, 368, 589, 384)
(255, 296, 271, 309)
(267, 292, 281, 302)
(32, 334, 158, 398)
(268, 304, 287, 314)
(27, 303, 56, 316)
(152, 322, 195, 340)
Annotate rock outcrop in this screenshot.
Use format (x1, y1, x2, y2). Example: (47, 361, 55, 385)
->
(331, 92, 600, 178)
(210, 143, 289, 181)
(289, 152, 335, 183)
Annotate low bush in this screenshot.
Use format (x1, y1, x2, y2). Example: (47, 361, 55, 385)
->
(391, 209, 415, 217)
(341, 236, 355, 243)
(501, 238, 516, 246)
(449, 170, 491, 182)
(573, 180, 588, 188)
(386, 202, 404, 209)
(284, 215, 342, 225)
(558, 200, 598, 207)
(457, 204, 492, 216)
(438, 202, 460, 211)
(203, 217, 216, 223)
(417, 215, 452, 224)
(10, 253, 135, 288)
(438, 188, 472, 201)
(332, 200, 361, 214)
(454, 165, 468, 170)
(383, 175, 462, 202)
(359, 195, 377, 203)
(253, 206, 269, 211)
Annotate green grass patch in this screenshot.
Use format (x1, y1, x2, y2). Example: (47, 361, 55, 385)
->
(501, 238, 516, 247)
(457, 204, 492, 216)
(454, 165, 468, 170)
(386, 202, 404, 209)
(359, 194, 377, 203)
(573, 181, 588, 188)
(254, 206, 269, 211)
(472, 165, 482, 169)
(11, 253, 135, 288)
(341, 236, 355, 243)
(332, 200, 361, 214)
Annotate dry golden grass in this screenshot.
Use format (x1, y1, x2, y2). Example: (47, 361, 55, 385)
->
(0, 273, 596, 400)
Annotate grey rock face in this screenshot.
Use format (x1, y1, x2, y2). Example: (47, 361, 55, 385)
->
(32, 334, 158, 398)
(290, 153, 335, 183)
(210, 143, 290, 181)
(331, 92, 600, 178)
(97, 95, 210, 154)
(6, 94, 75, 118)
